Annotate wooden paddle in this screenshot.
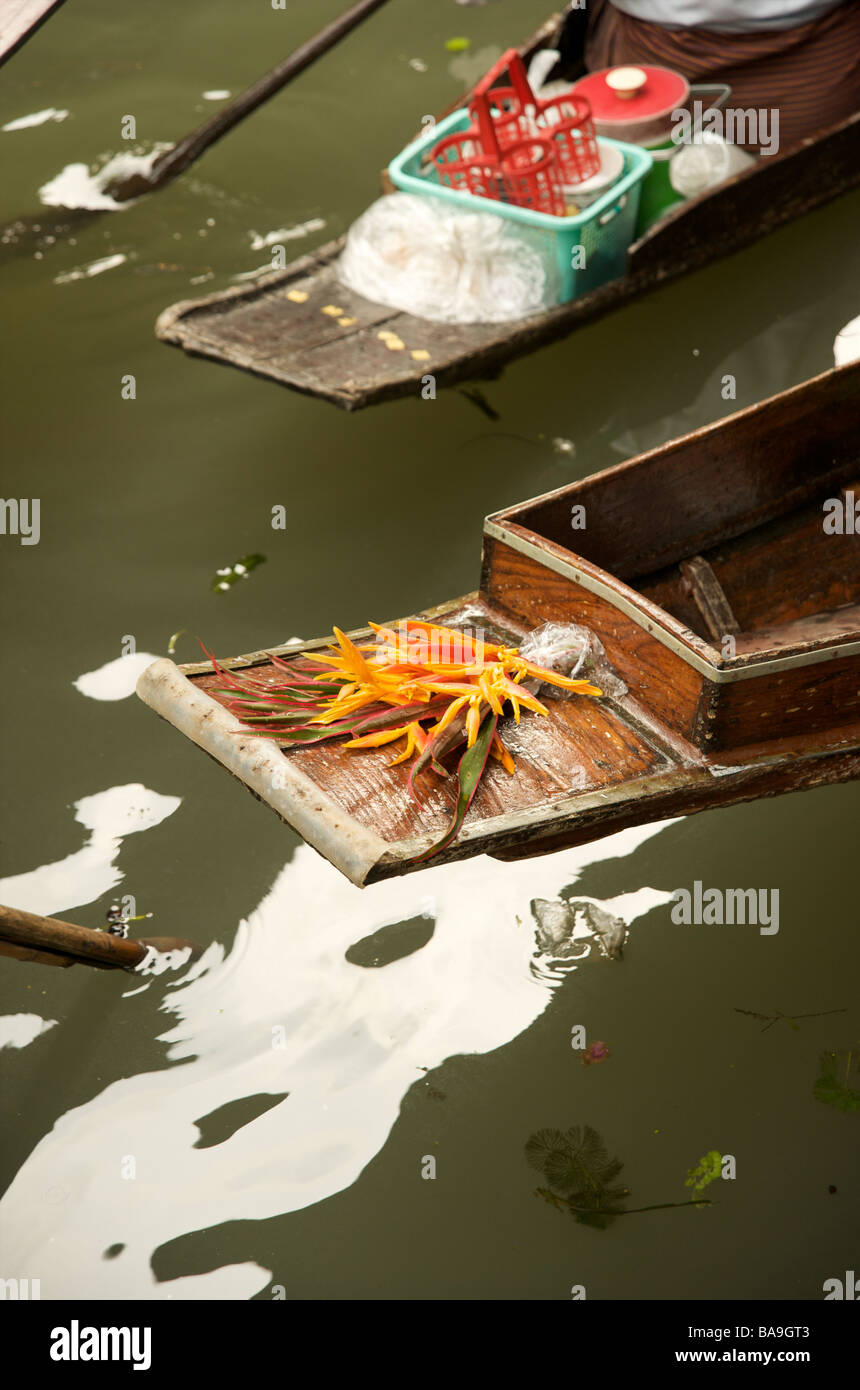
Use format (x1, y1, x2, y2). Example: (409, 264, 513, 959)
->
(0, 0, 394, 255)
(0, 902, 202, 971)
(0, 0, 69, 69)
(104, 0, 395, 202)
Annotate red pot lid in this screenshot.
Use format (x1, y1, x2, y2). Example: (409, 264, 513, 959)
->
(573, 65, 689, 126)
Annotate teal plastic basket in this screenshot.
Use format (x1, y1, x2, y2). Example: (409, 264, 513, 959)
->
(389, 109, 652, 305)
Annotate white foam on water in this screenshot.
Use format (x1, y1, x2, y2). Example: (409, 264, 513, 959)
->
(0, 1014, 58, 1049)
(248, 218, 326, 251)
(39, 147, 167, 210)
(0, 819, 675, 1298)
(73, 652, 159, 700)
(202, 89, 231, 100)
(53, 252, 126, 284)
(2, 108, 69, 132)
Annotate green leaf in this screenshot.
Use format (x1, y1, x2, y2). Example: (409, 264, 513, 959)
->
(814, 1049, 859, 1112)
(408, 711, 496, 864)
(445, 37, 470, 52)
(211, 554, 266, 594)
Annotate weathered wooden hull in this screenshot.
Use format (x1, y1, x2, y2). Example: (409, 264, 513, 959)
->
(137, 362, 860, 885)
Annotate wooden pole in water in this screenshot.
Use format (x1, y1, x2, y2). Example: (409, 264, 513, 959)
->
(0, 903, 147, 970)
(104, 0, 394, 202)
(0, 903, 147, 968)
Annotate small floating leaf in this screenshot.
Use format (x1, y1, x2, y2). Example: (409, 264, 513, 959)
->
(814, 1049, 859, 1113)
(685, 1150, 722, 1200)
(445, 37, 471, 52)
(210, 554, 266, 594)
(167, 628, 186, 654)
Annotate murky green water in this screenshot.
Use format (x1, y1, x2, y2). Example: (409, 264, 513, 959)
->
(1, 0, 858, 1300)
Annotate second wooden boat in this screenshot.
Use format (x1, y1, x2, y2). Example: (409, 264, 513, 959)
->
(137, 360, 860, 885)
(154, 12, 860, 410)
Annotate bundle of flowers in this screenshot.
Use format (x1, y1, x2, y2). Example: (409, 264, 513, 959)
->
(207, 619, 601, 861)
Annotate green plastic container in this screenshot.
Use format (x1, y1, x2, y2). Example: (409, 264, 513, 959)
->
(634, 138, 685, 237)
(389, 109, 652, 305)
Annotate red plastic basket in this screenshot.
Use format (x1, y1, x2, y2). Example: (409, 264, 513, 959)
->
(431, 131, 565, 217)
(471, 49, 601, 188)
(498, 137, 566, 216)
(432, 69, 566, 216)
(431, 125, 507, 204)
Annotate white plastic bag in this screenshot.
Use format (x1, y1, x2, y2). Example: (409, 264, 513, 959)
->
(518, 620, 627, 698)
(337, 192, 557, 324)
(526, 47, 574, 102)
(669, 132, 755, 199)
(833, 314, 860, 366)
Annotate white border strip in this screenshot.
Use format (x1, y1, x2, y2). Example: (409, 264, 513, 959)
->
(485, 521, 860, 684)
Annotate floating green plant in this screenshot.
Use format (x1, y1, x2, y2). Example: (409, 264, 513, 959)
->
(525, 1124, 711, 1230)
(685, 1150, 722, 1203)
(814, 1049, 859, 1113)
(211, 554, 266, 593)
(527, 1125, 628, 1229)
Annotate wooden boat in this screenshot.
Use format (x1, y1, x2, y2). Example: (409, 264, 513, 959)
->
(137, 360, 860, 886)
(0, 1, 68, 67)
(154, 11, 860, 411)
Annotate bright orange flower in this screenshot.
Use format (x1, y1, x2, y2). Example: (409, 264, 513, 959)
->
(387, 722, 429, 766)
(301, 621, 602, 769)
(489, 732, 515, 774)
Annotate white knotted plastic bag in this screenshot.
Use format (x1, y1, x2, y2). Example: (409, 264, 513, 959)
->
(518, 621, 628, 699)
(669, 132, 755, 199)
(338, 192, 556, 324)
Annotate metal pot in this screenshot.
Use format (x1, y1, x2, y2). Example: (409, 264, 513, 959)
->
(571, 65, 690, 147)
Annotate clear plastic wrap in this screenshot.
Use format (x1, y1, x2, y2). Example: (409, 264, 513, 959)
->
(337, 192, 557, 325)
(518, 621, 627, 699)
(669, 132, 755, 199)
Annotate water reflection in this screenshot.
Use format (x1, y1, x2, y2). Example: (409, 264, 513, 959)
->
(0, 783, 181, 917)
(0, 822, 673, 1298)
(529, 890, 656, 984)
